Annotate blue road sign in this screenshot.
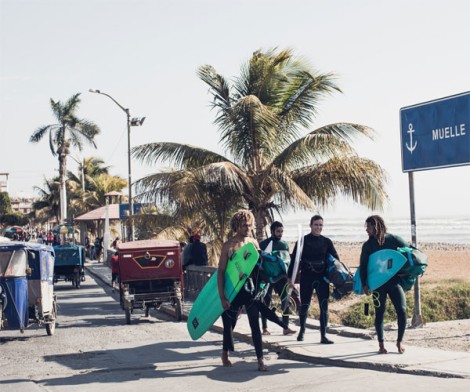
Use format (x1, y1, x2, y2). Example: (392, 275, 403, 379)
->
(400, 91, 470, 172)
(119, 203, 143, 219)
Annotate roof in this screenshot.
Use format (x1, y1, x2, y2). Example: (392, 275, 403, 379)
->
(0, 241, 54, 252)
(118, 239, 180, 250)
(74, 204, 121, 221)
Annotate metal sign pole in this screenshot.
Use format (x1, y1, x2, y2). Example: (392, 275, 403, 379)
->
(408, 172, 424, 327)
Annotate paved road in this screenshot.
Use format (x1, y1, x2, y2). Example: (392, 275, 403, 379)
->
(1, 273, 469, 391)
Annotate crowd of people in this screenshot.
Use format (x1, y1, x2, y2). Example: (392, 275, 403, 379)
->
(216, 209, 410, 371)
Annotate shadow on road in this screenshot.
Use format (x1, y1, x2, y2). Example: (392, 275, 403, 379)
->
(40, 339, 317, 386)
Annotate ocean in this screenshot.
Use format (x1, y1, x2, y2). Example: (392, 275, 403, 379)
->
(279, 215, 470, 244)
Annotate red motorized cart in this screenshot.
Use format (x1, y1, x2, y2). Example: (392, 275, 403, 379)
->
(117, 239, 183, 324)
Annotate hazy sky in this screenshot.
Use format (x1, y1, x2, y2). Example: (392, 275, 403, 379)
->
(1, 0, 469, 222)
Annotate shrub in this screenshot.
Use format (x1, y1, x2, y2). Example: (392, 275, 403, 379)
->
(341, 281, 470, 329)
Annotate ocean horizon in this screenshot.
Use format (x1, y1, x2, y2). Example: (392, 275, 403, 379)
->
(278, 215, 470, 245)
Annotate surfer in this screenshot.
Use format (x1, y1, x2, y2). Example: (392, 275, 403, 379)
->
(259, 221, 296, 336)
(288, 215, 338, 344)
(217, 209, 268, 371)
(360, 215, 408, 354)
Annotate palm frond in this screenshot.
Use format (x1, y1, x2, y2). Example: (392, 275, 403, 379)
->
(272, 123, 374, 171)
(292, 156, 388, 210)
(132, 142, 230, 170)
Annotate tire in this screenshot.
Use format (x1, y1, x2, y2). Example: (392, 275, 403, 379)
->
(46, 300, 57, 336)
(174, 298, 182, 322)
(125, 308, 131, 324)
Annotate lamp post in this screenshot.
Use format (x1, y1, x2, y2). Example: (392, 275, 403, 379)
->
(89, 89, 145, 241)
(70, 155, 85, 192)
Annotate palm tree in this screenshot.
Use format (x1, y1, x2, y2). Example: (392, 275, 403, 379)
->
(133, 48, 388, 240)
(30, 93, 100, 223)
(32, 177, 61, 225)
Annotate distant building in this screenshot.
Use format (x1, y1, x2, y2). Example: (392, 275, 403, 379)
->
(0, 173, 9, 193)
(10, 198, 33, 214)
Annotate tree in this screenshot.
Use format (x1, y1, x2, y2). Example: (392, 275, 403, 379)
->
(0, 192, 12, 215)
(133, 48, 388, 240)
(30, 93, 100, 223)
(32, 177, 61, 225)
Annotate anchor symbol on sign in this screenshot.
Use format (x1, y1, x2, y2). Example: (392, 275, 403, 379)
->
(406, 123, 417, 154)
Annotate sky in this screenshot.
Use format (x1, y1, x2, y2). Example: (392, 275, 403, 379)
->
(1, 0, 469, 224)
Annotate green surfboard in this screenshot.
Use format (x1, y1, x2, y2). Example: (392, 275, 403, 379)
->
(187, 242, 259, 340)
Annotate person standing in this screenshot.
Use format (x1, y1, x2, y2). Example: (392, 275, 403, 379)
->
(111, 236, 121, 250)
(288, 215, 338, 343)
(359, 215, 409, 354)
(111, 251, 120, 291)
(218, 210, 267, 371)
(189, 234, 208, 266)
(259, 221, 296, 336)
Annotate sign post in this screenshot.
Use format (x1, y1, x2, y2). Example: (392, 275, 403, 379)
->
(400, 91, 470, 327)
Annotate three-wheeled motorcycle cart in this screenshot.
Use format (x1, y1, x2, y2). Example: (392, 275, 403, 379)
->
(53, 244, 86, 288)
(118, 239, 183, 324)
(0, 242, 57, 335)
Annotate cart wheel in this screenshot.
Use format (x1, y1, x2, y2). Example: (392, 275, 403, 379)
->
(125, 308, 131, 324)
(144, 306, 150, 317)
(46, 300, 57, 336)
(174, 298, 182, 322)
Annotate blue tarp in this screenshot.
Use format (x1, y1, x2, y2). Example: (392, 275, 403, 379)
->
(1, 277, 28, 330)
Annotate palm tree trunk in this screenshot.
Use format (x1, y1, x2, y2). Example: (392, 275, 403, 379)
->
(253, 208, 266, 242)
(58, 153, 68, 223)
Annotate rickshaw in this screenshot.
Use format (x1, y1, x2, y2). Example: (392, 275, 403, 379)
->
(0, 242, 57, 335)
(118, 239, 183, 324)
(53, 244, 86, 288)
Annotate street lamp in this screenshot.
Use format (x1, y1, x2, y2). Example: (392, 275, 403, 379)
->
(70, 155, 85, 192)
(89, 89, 145, 241)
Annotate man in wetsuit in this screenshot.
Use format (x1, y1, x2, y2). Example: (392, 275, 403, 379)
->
(360, 215, 408, 354)
(259, 221, 296, 336)
(288, 215, 338, 343)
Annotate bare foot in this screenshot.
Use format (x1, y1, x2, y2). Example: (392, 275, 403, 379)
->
(257, 358, 268, 372)
(397, 341, 405, 354)
(283, 328, 296, 335)
(262, 329, 271, 336)
(378, 342, 388, 354)
(222, 351, 232, 367)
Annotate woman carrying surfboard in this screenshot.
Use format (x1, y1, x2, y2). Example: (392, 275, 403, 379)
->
(288, 215, 338, 344)
(217, 210, 268, 371)
(360, 215, 409, 354)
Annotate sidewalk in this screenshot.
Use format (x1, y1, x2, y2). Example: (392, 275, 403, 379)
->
(85, 260, 470, 379)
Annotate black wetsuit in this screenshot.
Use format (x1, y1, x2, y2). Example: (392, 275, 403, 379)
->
(289, 234, 338, 338)
(360, 233, 408, 343)
(222, 249, 288, 358)
(222, 285, 264, 359)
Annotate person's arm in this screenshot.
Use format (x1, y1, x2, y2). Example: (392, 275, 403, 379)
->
(202, 243, 208, 265)
(327, 238, 340, 260)
(217, 242, 230, 310)
(359, 242, 371, 294)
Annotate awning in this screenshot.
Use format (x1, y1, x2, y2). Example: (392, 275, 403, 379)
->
(74, 204, 121, 221)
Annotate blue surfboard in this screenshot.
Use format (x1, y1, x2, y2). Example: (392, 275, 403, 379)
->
(353, 250, 407, 294)
(367, 249, 407, 291)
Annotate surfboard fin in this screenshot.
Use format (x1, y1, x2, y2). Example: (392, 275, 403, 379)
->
(243, 250, 252, 260)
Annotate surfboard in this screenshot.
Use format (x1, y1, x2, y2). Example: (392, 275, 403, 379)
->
(187, 242, 259, 340)
(353, 267, 364, 295)
(367, 249, 407, 291)
(291, 224, 304, 284)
